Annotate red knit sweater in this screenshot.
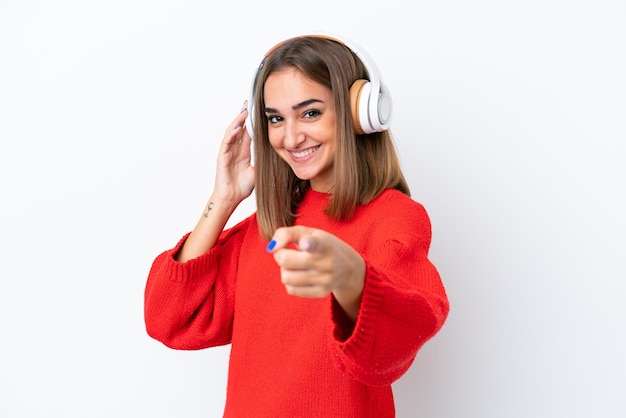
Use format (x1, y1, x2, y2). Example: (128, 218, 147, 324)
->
(144, 189, 449, 417)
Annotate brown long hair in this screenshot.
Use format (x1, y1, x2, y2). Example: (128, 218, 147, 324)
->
(252, 36, 410, 240)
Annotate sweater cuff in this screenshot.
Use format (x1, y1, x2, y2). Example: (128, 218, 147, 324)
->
(330, 260, 387, 362)
(162, 232, 219, 283)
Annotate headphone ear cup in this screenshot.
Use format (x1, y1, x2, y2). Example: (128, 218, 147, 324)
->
(374, 84, 392, 131)
(349, 79, 370, 135)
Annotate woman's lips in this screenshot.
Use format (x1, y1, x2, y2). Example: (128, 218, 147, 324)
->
(289, 145, 321, 160)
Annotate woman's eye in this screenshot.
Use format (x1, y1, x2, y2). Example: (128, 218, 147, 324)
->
(267, 115, 283, 124)
(303, 109, 321, 119)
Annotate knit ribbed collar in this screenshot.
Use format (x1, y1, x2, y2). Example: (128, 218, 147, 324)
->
(299, 188, 332, 211)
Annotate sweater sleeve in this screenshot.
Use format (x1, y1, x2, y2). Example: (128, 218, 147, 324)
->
(329, 205, 450, 386)
(144, 219, 250, 350)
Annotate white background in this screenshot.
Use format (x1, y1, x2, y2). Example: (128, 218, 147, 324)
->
(1, 1, 625, 417)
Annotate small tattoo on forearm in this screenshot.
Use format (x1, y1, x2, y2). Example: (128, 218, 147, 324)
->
(203, 201, 214, 218)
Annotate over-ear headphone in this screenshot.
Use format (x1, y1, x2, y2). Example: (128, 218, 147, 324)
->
(245, 33, 392, 138)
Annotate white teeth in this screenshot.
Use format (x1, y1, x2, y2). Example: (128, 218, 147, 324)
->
(292, 146, 320, 158)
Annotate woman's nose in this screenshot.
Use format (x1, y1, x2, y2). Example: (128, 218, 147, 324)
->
(283, 121, 305, 149)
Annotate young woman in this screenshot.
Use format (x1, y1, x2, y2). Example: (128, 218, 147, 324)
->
(144, 34, 449, 417)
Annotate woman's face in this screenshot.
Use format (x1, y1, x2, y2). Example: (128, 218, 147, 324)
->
(263, 67, 337, 193)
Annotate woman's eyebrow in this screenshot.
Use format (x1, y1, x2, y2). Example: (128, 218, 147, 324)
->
(265, 98, 324, 114)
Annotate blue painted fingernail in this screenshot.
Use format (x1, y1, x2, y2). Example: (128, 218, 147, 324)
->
(266, 240, 276, 251)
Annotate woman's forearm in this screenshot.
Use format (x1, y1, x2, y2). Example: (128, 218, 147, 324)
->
(175, 195, 241, 262)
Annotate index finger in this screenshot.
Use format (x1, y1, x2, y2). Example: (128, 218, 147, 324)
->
(266, 226, 317, 253)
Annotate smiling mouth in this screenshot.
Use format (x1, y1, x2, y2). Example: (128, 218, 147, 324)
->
(290, 145, 321, 159)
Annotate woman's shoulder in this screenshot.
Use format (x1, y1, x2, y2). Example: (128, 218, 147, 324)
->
(361, 189, 432, 238)
(370, 189, 428, 216)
